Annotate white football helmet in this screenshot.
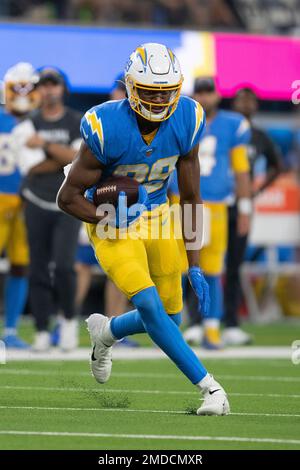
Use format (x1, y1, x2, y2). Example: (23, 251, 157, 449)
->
(4, 62, 40, 115)
(125, 43, 183, 122)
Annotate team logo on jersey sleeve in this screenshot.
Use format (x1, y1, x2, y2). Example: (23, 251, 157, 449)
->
(85, 110, 104, 153)
(191, 101, 204, 146)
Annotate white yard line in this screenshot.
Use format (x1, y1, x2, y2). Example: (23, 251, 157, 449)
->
(0, 405, 299, 419)
(5, 346, 294, 361)
(0, 369, 179, 378)
(1, 368, 300, 383)
(218, 374, 300, 383)
(0, 430, 299, 445)
(0, 384, 300, 399)
(0, 384, 196, 395)
(230, 412, 300, 418)
(0, 405, 184, 415)
(0, 384, 192, 394)
(230, 392, 300, 398)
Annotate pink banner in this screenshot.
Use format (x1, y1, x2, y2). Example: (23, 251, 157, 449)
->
(214, 33, 300, 100)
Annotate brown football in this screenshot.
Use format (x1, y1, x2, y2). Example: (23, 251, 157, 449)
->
(93, 175, 139, 208)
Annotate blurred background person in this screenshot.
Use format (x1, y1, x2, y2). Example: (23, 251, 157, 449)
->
(0, 62, 40, 348)
(169, 77, 251, 349)
(21, 67, 81, 351)
(222, 87, 284, 345)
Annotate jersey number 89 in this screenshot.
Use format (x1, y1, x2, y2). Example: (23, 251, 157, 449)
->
(113, 155, 178, 193)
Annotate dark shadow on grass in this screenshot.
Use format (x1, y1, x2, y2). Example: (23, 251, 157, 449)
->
(183, 402, 197, 415)
(57, 376, 131, 409)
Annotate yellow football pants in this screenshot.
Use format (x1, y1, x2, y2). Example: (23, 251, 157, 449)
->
(86, 203, 183, 314)
(0, 194, 29, 266)
(169, 197, 228, 276)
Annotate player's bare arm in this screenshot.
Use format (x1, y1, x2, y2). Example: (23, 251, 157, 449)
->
(28, 159, 62, 175)
(235, 170, 252, 236)
(177, 143, 202, 267)
(45, 142, 77, 165)
(57, 141, 104, 223)
(27, 134, 77, 165)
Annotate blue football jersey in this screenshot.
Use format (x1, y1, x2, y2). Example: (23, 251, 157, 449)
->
(0, 108, 21, 195)
(80, 96, 205, 210)
(169, 110, 250, 202)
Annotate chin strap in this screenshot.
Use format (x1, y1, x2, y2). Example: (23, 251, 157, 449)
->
(140, 103, 168, 122)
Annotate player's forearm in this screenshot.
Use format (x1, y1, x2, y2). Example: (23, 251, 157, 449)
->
(235, 171, 252, 235)
(57, 143, 104, 222)
(235, 171, 251, 201)
(57, 185, 99, 224)
(28, 159, 62, 175)
(177, 145, 203, 268)
(46, 143, 77, 166)
(185, 245, 201, 268)
(180, 194, 202, 268)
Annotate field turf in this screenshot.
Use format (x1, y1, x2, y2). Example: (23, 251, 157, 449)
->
(7, 317, 300, 347)
(0, 351, 300, 450)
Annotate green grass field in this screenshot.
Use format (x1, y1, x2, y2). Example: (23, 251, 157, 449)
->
(9, 317, 300, 347)
(0, 320, 300, 450)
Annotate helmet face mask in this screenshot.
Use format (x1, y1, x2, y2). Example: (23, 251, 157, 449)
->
(125, 43, 183, 122)
(5, 81, 40, 115)
(127, 79, 182, 121)
(3, 62, 40, 116)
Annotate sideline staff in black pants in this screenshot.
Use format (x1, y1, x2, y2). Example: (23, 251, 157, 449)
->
(223, 88, 283, 345)
(22, 68, 81, 351)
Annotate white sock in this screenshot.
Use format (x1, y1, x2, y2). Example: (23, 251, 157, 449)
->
(203, 319, 220, 329)
(103, 319, 117, 346)
(196, 373, 218, 393)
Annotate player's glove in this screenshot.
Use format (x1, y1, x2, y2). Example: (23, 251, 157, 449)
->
(115, 185, 148, 228)
(188, 266, 210, 318)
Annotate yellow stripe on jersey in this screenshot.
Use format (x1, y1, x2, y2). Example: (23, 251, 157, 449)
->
(86, 111, 104, 153)
(191, 101, 204, 147)
(142, 128, 158, 145)
(231, 145, 250, 173)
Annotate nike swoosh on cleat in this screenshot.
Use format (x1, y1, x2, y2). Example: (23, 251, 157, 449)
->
(91, 346, 97, 361)
(209, 389, 221, 395)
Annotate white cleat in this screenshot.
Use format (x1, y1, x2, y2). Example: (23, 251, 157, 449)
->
(86, 313, 114, 384)
(197, 376, 230, 416)
(183, 325, 203, 345)
(33, 331, 51, 352)
(222, 327, 252, 346)
(59, 318, 79, 351)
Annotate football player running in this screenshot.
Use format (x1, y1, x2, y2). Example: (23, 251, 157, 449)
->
(0, 63, 40, 348)
(58, 43, 230, 415)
